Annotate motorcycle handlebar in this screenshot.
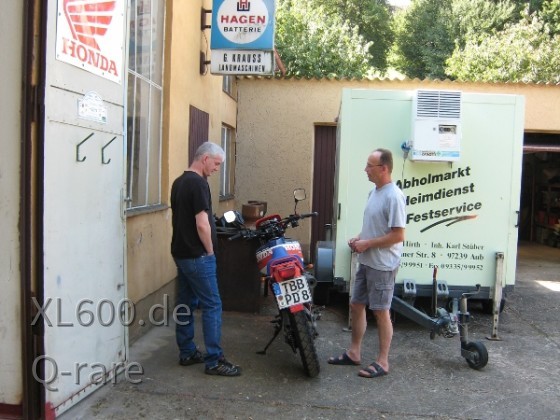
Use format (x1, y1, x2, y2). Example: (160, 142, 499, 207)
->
(228, 231, 245, 241)
(227, 212, 318, 241)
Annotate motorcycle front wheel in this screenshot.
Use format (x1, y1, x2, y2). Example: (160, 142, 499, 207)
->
(289, 310, 320, 378)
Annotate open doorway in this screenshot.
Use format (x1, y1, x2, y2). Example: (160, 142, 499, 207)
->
(519, 133, 560, 249)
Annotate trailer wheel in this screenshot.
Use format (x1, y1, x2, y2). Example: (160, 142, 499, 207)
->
(463, 341, 488, 370)
(481, 298, 505, 315)
(313, 282, 331, 306)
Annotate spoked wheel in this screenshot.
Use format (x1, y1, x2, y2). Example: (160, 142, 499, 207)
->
(462, 341, 488, 370)
(289, 310, 320, 378)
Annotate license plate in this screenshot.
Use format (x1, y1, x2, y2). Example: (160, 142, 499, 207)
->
(272, 276, 312, 309)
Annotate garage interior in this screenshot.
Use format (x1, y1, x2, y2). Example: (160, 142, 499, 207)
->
(519, 133, 560, 249)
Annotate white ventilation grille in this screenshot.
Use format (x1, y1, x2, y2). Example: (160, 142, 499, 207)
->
(416, 90, 461, 119)
(411, 90, 462, 162)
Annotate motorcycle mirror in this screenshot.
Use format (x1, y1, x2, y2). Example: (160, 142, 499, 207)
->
(223, 210, 237, 224)
(293, 188, 306, 214)
(293, 188, 306, 202)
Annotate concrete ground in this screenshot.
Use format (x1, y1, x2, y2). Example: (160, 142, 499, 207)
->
(60, 242, 560, 420)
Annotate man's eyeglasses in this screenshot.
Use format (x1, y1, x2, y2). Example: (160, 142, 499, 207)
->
(367, 164, 384, 168)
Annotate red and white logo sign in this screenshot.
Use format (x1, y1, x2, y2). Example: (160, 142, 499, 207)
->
(217, 0, 269, 45)
(237, 0, 251, 11)
(56, 0, 125, 84)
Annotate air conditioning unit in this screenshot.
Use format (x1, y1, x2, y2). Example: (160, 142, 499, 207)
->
(410, 90, 462, 162)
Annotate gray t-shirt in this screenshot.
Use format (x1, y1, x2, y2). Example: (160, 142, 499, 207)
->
(357, 182, 406, 271)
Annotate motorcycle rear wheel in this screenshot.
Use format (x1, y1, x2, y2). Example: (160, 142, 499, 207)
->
(289, 310, 320, 378)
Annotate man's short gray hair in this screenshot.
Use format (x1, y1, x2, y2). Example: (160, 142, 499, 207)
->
(194, 142, 225, 161)
(373, 148, 393, 172)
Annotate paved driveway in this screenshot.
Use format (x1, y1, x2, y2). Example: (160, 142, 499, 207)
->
(61, 242, 560, 420)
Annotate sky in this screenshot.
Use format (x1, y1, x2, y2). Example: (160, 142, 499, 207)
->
(388, 0, 411, 7)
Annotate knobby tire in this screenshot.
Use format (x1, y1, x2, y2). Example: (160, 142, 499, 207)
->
(289, 310, 320, 378)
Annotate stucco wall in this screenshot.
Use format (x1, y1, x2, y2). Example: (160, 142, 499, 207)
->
(235, 78, 560, 257)
(125, 0, 238, 336)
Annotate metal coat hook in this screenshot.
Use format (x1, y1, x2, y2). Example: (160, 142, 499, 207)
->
(101, 136, 117, 164)
(76, 133, 94, 162)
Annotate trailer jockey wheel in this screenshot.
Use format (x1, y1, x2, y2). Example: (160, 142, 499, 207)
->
(462, 341, 488, 370)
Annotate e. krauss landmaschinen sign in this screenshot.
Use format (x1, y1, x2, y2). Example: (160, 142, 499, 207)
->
(210, 0, 276, 75)
(55, 0, 125, 84)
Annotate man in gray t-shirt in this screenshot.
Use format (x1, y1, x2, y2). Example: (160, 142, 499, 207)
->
(328, 148, 406, 379)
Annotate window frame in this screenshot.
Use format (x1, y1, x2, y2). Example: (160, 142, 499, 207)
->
(125, 0, 166, 211)
(222, 75, 236, 98)
(220, 124, 236, 200)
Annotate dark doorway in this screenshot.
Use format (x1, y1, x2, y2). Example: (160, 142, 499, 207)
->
(520, 133, 560, 247)
(311, 125, 337, 262)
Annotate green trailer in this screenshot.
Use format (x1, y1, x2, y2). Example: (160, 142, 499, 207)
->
(315, 88, 525, 311)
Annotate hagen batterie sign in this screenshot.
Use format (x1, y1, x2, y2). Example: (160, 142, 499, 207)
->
(211, 0, 275, 50)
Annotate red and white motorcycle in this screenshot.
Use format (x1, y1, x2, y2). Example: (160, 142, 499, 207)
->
(226, 189, 320, 377)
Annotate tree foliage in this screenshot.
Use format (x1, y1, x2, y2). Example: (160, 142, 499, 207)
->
(446, 4, 560, 83)
(275, 0, 373, 78)
(541, 0, 560, 33)
(448, 0, 519, 45)
(389, 0, 519, 79)
(388, 0, 455, 79)
(274, 0, 560, 82)
(317, 0, 394, 71)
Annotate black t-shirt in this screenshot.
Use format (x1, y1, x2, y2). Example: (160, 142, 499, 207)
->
(170, 171, 217, 259)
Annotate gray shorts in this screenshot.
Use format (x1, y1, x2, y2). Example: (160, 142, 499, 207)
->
(350, 264, 397, 311)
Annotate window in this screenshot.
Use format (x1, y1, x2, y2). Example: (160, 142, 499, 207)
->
(126, 0, 165, 209)
(222, 76, 233, 95)
(220, 125, 235, 199)
(222, 75, 236, 97)
(189, 106, 209, 164)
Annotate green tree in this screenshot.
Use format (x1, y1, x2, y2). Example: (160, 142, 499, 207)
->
(317, 0, 394, 71)
(275, 0, 373, 78)
(389, 0, 534, 80)
(389, 0, 455, 79)
(446, 4, 560, 82)
(541, 0, 560, 33)
(448, 0, 518, 45)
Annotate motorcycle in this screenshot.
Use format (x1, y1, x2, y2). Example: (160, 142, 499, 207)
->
(224, 188, 321, 377)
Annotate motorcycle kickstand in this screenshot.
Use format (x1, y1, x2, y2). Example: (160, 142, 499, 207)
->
(256, 316, 283, 355)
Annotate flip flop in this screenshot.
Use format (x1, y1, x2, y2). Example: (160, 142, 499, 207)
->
(328, 352, 361, 366)
(358, 362, 388, 378)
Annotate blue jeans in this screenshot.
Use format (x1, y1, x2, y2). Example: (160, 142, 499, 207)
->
(174, 254, 223, 368)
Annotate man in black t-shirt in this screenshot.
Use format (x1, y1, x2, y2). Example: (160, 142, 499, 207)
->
(171, 142, 241, 377)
